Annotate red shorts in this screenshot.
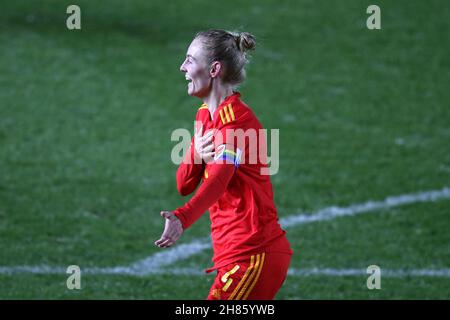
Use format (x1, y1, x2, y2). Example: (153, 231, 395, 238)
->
(206, 252, 291, 300)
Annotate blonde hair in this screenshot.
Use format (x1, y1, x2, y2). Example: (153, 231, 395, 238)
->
(195, 29, 256, 86)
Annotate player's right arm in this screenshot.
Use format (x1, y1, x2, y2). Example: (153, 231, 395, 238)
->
(176, 109, 214, 196)
(176, 135, 204, 196)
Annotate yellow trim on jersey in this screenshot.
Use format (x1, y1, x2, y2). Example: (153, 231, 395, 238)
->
(219, 109, 226, 124)
(218, 104, 236, 125)
(223, 106, 231, 122)
(198, 104, 208, 110)
(228, 255, 255, 300)
(243, 253, 265, 300)
(236, 254, 261, 300)
(228, 104, 236, 121)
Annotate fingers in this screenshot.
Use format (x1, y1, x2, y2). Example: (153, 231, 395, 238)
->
(195, 129, 213, 142)
(202, 142, 214, 153)
(203, 152, 215, 163)
(154, 237, 164, 246)
(204, 130, 214, 138)
(205, 130, 214, 140)
(155, 239, 172, 247)
(200, 133, 214, 149)
(155, 237, 174, 248)
(195, 131, 215, 162)
(197, 129, 213, 141)
(164, 225, 182, 242)
(198, 133, 212, 145)
(155, 213, 184, 248)
(155, 230, 179, 247)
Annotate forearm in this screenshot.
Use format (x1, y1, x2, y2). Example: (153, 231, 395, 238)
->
(174, 163, 235, 229)
(176, 143, 204, 196)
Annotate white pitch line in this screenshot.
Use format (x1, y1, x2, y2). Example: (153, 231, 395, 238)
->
(0, 266, 66, 275)
(148, 267, 450, 278)
(144, 187, 450, 272)
(126, 237, 211, 276)
(287, 268, 450, 277)
(279, 187, 450, 227)
(0, 187, 449, 276)
(2, 266, 449, 278)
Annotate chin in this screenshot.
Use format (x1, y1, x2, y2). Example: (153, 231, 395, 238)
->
(192, 89, 209, 99)
(189, 90, 202, 98)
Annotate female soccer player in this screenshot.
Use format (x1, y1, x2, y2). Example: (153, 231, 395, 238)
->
(155, 29, 293, 300)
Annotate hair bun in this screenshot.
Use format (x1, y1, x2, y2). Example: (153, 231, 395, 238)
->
(236, 32, 256, 52)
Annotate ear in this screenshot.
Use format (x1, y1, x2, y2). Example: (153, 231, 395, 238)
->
(209, 61, 222, 78)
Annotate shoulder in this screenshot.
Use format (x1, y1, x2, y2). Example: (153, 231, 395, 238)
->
(195, 103, 210, 123)
(214, 98, 256, 130)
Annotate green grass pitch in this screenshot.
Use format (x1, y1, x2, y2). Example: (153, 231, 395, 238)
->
(0, 0, 449, 299)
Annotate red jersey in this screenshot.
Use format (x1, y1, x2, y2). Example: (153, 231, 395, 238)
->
(174, 92, 292, 271)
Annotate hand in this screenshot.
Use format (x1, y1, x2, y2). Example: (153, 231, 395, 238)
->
(194, 124, 215, 164)
(155, 211, 184, 248)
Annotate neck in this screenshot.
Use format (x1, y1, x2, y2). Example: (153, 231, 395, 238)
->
(203, 81, 234, 118)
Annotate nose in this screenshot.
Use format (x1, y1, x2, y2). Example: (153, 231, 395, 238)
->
(180, 60, 186, 73)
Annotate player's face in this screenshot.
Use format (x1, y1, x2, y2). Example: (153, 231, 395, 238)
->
(180, 39, 211, 98)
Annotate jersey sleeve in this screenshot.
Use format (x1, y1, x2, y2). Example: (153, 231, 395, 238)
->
(173, 114, 243, 229)
(175, 107, 210, 196)
(211, 101, 248, 169)
(175, 137, 204, 196)
(173, 161, 235, 229)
